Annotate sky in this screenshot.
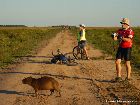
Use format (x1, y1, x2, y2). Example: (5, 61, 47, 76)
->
(0, 0, 140, 27)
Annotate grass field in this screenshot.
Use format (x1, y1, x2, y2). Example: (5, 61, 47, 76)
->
(0, 27, 139, 70)
(70, 27, 140, 70)
(0, 27, 61, 67)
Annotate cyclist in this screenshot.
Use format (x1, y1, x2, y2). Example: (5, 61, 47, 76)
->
(77, 24, 89, 60)
(112, 18, 134, 82)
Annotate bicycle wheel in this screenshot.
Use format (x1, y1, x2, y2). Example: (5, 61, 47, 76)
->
(73, 46, 81, 59)
(80, 49, 87, 60)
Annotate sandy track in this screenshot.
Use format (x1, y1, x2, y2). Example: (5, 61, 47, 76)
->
(0, 30, 140, 105)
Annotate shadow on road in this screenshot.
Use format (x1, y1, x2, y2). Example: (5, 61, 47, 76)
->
(0, 90, 25, 96)
(95, 79, 115, 83)
(0, 71, 93, 82)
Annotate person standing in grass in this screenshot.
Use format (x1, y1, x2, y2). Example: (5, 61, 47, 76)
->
(112, 18, 134, 82)
(77, 24, 89, 60)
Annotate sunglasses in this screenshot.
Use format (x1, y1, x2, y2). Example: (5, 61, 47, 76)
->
(121, 23, 129, 26)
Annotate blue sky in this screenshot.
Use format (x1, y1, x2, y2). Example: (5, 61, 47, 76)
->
(0, 0, 140, 26)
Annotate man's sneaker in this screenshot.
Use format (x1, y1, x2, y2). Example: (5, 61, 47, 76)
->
(115, 77, 122, 82)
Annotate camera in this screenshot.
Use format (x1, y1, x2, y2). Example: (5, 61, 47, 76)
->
(111, 33, 118, 38)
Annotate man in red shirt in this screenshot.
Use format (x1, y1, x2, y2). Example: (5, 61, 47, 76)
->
(112, 18, 134, 82)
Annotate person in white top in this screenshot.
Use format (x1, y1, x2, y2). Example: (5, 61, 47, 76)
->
(77, 24, 89, 60)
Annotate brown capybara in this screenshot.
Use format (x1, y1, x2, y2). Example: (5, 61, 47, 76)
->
(22, 76, 61, 97)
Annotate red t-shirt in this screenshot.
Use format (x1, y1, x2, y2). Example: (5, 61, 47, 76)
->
(117, 28, 134, 48)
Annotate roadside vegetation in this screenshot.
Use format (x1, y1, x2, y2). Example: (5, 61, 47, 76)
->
(0, 27, 61, 67)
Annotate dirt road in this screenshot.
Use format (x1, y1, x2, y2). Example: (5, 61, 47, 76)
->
(0, 30, 140, 105)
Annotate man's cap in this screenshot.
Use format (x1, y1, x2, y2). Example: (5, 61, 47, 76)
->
(120, 18, 130, 26)
(79, 24, 86, 27)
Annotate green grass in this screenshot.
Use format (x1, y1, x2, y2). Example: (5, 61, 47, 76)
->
(86, 28, 119, 55)
(86, 27, 140, 69)
(0, 27, 61, 67)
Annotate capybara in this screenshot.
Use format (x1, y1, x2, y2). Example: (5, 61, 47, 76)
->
(22, 76, 61, 97)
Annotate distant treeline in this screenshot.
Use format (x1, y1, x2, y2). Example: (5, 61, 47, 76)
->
(52, 25, 76, 28)
(0, 25, 27, 27)
(51, 25, 77, 30)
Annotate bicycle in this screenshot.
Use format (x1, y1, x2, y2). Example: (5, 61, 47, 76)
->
(51, 49, 78, 66)
(73, 44, 87, 60)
